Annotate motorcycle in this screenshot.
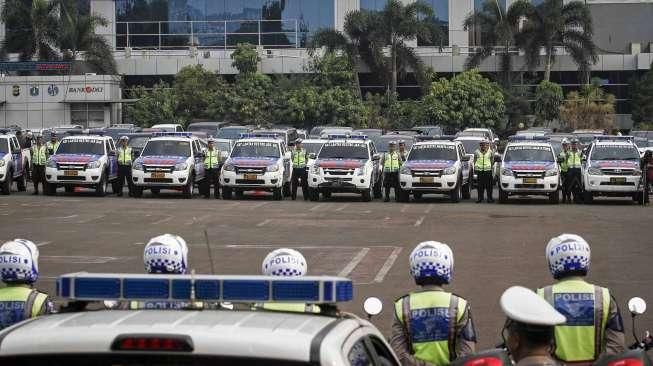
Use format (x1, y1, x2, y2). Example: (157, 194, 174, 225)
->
(595, 297, 651, 366)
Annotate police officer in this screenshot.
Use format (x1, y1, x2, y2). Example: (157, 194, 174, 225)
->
(46, 132, 59, 156)
(31, 135, 48, 195)
(384, 141, 402, 202)
(501, 286, 566, 366)
(0, 239, 54, 330)
(258, 248, 318, 313)
(399, 140, 408, 162)
(641, 150, 651, 205)
(390, 241, 477, 366)
(475, 139, 494, 203)
(558, 139, 570, 203)
(291, 139, 308, 200)
(566, 139, 582, 203)
(537, 234, 625, 364)
(116, 136, 133, 197)
(202, 138, 220, 199)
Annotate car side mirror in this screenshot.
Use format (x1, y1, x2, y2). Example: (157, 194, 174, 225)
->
(372, 153, 381, 161)
(284, 151, 291, 160)
(108, 150, 116, 156)
(461, 155, 470, 162)
(308, 153, 316, 160)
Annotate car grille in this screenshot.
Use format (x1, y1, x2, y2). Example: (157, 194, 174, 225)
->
(413, 182, 442, 188)
(57, 175, 85, 181)
(600, 181, 635, 186)
(514, 171, 545, 178)
(235, 179, 265, 184)
(144, 165, 174, 173)
(144, 178, 174, 183)
(515, 184, 545, 189)
(412, 170, 442, 177)
(57, 163, 86, 171)
(601, 169, 634, 176)
(235, 166, 266, 175)
(325, 177, 353, 182)
(324, 168, 354, 176)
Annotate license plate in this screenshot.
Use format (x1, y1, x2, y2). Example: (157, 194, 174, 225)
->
(152, 172, 165, 179)
(244, 174, 258, 181)
(420, 177, 434, 184)
(64, 170, 78, 176)
(523, 178, 537, 184)
(610, 177, 626, 184)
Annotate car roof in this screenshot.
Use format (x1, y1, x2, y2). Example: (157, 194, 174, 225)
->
(301, 139, 327, 143)
(149, 136, 196, 142)
(152, 124, 181, 127)
(323, 139, 369, 145)
(454, 135, 485, 141)
(593, 140, 635, 146)
(506, 141, 552, 148)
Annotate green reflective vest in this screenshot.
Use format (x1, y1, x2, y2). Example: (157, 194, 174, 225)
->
(385, 152, 401, 172)
(118, 147, 132, 165)
(474, 150, 492, 171)
(567, 151, 582, 169)
(0, 286, 49, 330)
(559, 151, 569, 173)
(537, 279, 610, 362)
(292, 148, 307, 168)
(31, 145, 48, 166)
(46, 141, 59, 155)
(394, 291, 467, 366)
(204, 149, 219, 169)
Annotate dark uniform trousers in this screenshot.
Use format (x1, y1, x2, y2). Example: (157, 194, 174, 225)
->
(560, 171, 569, 201)
(476, 170, 493, 201)
(117, 165, 133, 196)
(203, 168, 220, 198)
(566, 168, 582, 203)
(32, 164, 46, 194)
(291, 167, 308, 200)
(384, 172, 399, 198)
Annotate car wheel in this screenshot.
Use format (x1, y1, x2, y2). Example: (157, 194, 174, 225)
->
(322, 191, 332, 199)
(449, 179, 461, 203)
(235, 189, 244, 199)
(183, 174, 194, 199)
(44, 182, 56, 196)
(308, 188, 320, 201)
(132, 186, 143, 198)
(397, 188, 410, 203)
(15, 173, 26, 192)
(95, 173, 107, 197)
(548, 190, 559, 204)
(65, 185, 74, 193)
(222, 187, 233, 200)
(151, 188, 160, 196)
(413, 192, 423, 201)
(498, 186, 508, 204)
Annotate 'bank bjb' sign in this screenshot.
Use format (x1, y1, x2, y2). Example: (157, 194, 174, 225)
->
(68, 85, 104, 94)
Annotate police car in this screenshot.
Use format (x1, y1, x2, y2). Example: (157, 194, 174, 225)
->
(220, 134, 292, 200)
(44, 135, 119, 196)
(397, 139, 472, 202)
(307, 135, 382, 202)
(0, 130, 28, 195)
(582, 136, 644, 204)
(301, 138, 327, 172)
(0, 273, 400, 366)
(131, 133, 206, 198)
(497, 136, 560, 204)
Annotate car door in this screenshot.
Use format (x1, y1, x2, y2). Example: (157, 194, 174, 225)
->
(106, 140, 118, 179)
(10, 137, 22, 177)
(281, 143, 291, 182)
(193, 140, 205, 180)
(458, 144, 469, 183)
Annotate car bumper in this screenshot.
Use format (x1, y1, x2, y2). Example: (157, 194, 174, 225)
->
(399, 173, 458, 191)
(221, 170, 283, 188)
(499, 175, 559, 194)
(132, 169, 191, 187)
(308, 173, 370, 192)
(584, 174, 640, 193)
(45, 167, 103, 185)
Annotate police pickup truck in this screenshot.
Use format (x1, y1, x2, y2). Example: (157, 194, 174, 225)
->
(307, 135, 382, 201)
(220, 134, 292, 200)
(582, 136, 644, 204)
(0, 131, 28, 195)
(0, 273, 400, 366)
(131, 132, 206, 198)
(497, 136, 560, 204)
(44, 135, 119, 196)
(397, 139, 472, 202)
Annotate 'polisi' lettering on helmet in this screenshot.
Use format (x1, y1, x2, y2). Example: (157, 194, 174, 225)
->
(413, 249, 441, 260)
(554, 242, 588, 254)
(0, 255, 22, 264)
(270, 255, 301, 266)
(145, 245, 172, 256)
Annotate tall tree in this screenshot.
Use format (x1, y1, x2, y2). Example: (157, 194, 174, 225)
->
(630, 64, 653, 126)
(1, 0, 60, 61)
(516, 0, 596, 82)
(560, 79, 615, 130)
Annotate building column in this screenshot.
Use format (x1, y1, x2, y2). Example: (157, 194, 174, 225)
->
(91, 0, 116, 49)
(336, 0, 359, 32)
(450, 0, 472, 47)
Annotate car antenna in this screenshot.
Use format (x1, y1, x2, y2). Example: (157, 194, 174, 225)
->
(204, 229, 216, 275)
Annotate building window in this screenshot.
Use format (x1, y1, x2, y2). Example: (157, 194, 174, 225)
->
(70, 103, 104, 128)
(470, 0, 507, 46)
(360, 0, 385, 11)
(418, 0, 449, 47)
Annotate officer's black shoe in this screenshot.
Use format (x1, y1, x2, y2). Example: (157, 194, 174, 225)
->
(487, 199, 494, 203)
(117, 193, 123, 197)
(476, 199, 482, 203)
(204, 195, 210, 199)
(32, 191, 38, 195)
(291, 196, 296, 200)
(384, 197, 390, 202)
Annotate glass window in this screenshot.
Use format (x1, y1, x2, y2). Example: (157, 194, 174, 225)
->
(0, 139, 9, 154)
(408, 144, 458, 161)
(590, 146, 640, 161)
(504, 146, 555, 162)
(70, 103, 105, 129)
(57, 139, 105, 155)
(419, 0, 449, 47)
(369, 336, 399, 366)
(231, 141, 281, 158)
(318, 143, 369, 160)
(142, 140, 192, 157)
(360, 0, 384, 11)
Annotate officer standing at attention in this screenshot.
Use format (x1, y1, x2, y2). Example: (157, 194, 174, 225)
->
(31, 135, 48, 195)
(475, 138, 494, 203)
(46, 132, 59, 156)
(390, 241, 477, 366)
(558, 139, 570, 203)
(565, 139, 583, 203)
(538, 234, 625, 364)
(291, 139, 308, 200)
(202, 138, 220, 199)
(259, 248, 318, 313)
(384, 141, 402, 202)
(641, 150, 651, 205)
(500, 286, 566, 366)
(0, 239, 54, 330)
(116, 136, 133, 197)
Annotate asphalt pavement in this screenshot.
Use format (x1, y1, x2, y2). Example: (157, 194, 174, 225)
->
(1, 185, 651, 349)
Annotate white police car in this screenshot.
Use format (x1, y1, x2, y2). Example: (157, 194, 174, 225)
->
(45, 135, 119, 196)
(131, 133, 206, 198)
(397, 140, 472, 202)
(308, 135, 382, 202)
(220, 134, 291, 200)
(497, 136, 560, 204)
(0, 131, 28, 195)
(301, 138, 327, 173)
(582, 136, 644, 203)
(0, 273, 400, 366)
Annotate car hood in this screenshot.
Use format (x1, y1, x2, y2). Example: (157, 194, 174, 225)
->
(50, 154, 102, 163)
(592, 160, 639, 169)
(138, 155, 188, 165)
(228, 157, 278, 166)
(317, 159, 365, 169)
(405, 160, 455, 169)
(503, 161, 555, 170)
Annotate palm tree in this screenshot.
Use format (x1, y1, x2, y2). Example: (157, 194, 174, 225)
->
(1, 0, 60, 61)
(516, 0, 597, 82)
(59, 12, 117, 74)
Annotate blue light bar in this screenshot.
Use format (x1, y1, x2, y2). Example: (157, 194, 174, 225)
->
(56, 273, 353, 304)
(594, 135, 634, 142)
(347, 135, 368, 140)
(508, 135, 550, 142)
(153, 132, 193, 138)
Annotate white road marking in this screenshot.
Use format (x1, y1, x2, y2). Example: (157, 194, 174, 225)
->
(338, 248, 370, 278)
(133, 242, 145, 245)
(57, 214, 79, 220)
(151, 215, 173, 225)
(40, 255, 134, 264)
(77, 214, 105, 224)
(414, 216, 425, 227)
(374, 247, 403, 283)
(250, 202, 269, 209)
(224, 202, 241, 208)
(335, 204, 349, 212)
(400, 205, 409, 213)
(184, 213, 213, 225)
(424, 204, 434, 214)
(256, 219, 272, 227)
(36, 241, 53, 247)
(309, 203, 325, 211)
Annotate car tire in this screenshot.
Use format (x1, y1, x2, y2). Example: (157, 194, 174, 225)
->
(151, 188, 160, 196)
(182, 174, 194, 199)
(15, 173, 26, 192)
(548, 190, 559, 204)
(44, 182, 56, 196)
(583, 190, 593, 204)
(308, 188, 320, 201)
(283, 182, 291, 197)
(449, 181, 461, 203)
(273, 187, 283, 201)
(462, 179, 471, 200)
(132, 186, 143, 198)
(65, 185, 74, 193)
(0, 174, 10, 195)
(95, 173, 107, 197)
(498, 186, 508, 204)
(397, 188, 410, 203)
(322, 191, 332, 199)
(222, 187, 233, 200)
(373, 178, 383, 199)
(361, 187, 372, 202)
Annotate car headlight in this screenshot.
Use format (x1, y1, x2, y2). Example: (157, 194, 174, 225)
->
(133, 162, 143, 171)
(400, 166, 411, 175)
(356, 166, 367, 176)
(174, 162, 188, 171)
(443, 166, 456, 175)
(223, 163, 235, 172)
(0, 160, 5, 168)
(267, 164, 279, 172)
(86, 160, 101, 169)
(46, 159, 57, 168)
(501, 168, 513, 176)
(588, 167, 602, 175)
(545, 169, 558, 177)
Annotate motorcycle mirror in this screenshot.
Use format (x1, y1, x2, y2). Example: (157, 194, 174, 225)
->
(628, 297, 647, 315)
(363, 297, 383, 318)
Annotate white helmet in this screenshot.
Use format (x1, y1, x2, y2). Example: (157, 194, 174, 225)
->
(262, 248, 307, 277)
(0, 239, 39, 283)
(409, 241, 454, 284)
(143, 234, 188, 274)
(562, 138, 570, 144)
(546, 234, 591, 279)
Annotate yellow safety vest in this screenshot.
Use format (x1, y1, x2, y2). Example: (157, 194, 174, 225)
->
(204, 149, 219, 169)
(567, 151, 582, 169)
(385, 152, 401, 172)
(538, 279, 610, 362)
(474, 150, 493, 171)
(0, 286, 49, 330)
(31, 145, 48, 166)
(559, 151, 568, 173)
(118, 147, 132, 165)
(292, 148, 307, 168)
(46, 141, 59, 155)
(394, 291, 467, 366)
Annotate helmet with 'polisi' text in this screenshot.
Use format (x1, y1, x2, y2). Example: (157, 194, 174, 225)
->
(409, 241, 454, 284)
(143, 234, 188, 274)
(546, 233, 591, 279)
(262, 248, 307, 277)
(0, 239, 40, 284)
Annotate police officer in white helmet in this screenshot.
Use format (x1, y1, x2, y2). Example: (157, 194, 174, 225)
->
(390, 241, 476, 366)
(259, 248, 318, 313)
(0, 239, 54, 329)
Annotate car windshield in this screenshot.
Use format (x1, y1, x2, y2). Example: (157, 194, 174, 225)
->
(128, 137, 149, 149)
(302, 142, 324, 155)
(188, 125, 219, 135)
(408, 144, 457, 161)
(216, 128, 249, 140)
(457, 140, 481, 154)
(504, 146, 554, 162)
(318, 143, 369, 160)
(142, 140, 191, 157)
(216, 141, 232, 153)
(590, 146, 640, 161)
(152, 125, 176, 132)
(56, 139, 104, 155)
(549, 140, 563, 155)
(0, 139, 9, 154)
(231, 141, 280, 158)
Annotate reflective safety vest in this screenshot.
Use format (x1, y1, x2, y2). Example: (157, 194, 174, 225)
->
(559, 151, 569, 173)
(46, 141, 59, 155)
(567, 151, 582, 169)
(292, 148, 307, 168)
(118, 147, 132, 165)
(31, 145, 48, 166)
(385, 152, 401, 172)
(0, 286, 49, 330)
(475, 150, 492, 171)
(204, 149, 219, 169)
(537, 280, 611, 362)
(258, 302, 321, 313)
(394, 291, 467, 366)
